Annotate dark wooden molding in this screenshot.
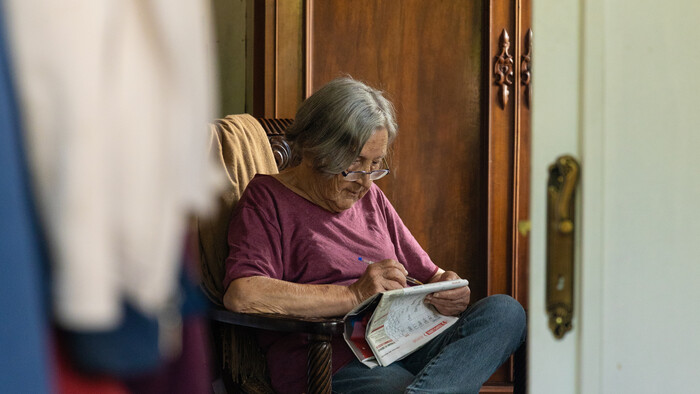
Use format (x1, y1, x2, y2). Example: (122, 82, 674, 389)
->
(512, 0, 532, 310)
(251, 0, 305, 118)
(487, 0, 516, 302)
(521, 29, 533, 109)
(487, 0, 531, 387)
(304, 0, 314, 99)
(494, 29, 515, 109)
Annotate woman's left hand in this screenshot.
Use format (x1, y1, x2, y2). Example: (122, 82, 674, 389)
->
(425, 270, 470, 316)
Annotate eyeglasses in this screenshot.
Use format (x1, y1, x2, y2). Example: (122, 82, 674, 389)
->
(341, 158, 390, 181)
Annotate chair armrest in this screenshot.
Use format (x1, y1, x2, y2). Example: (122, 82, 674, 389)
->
(210, 308, 343, 394)
(210, 308, 345, 336)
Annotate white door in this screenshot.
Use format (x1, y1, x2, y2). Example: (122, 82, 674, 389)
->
(529, 1, 700, 393)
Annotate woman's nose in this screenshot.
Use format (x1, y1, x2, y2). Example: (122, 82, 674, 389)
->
(356, 172, 373, 187)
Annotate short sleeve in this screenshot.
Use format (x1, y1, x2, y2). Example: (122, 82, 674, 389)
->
(223, 183, 284, 290)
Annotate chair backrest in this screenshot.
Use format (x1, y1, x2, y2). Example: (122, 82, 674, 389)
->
(196, 115, 293, 392)
(257, 118, 294, 172)
(197, 115, 285, 305)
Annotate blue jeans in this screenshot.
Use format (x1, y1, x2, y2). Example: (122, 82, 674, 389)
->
(331, 294, 526, 394)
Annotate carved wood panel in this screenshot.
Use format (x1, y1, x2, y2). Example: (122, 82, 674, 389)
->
(494, 29, 515, 109)
(486, 0, 531, 307)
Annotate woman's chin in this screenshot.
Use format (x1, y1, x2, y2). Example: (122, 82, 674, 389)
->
(331, 194, 360, 211)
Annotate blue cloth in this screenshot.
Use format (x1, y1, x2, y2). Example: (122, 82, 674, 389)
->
(63, 302, 162, 377)
(332, 294, 527, 394)
(0, 4, 51, 393)
(63, 262, 210, 378)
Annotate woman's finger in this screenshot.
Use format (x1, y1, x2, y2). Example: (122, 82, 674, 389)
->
(375, 259, 408, 275)
(386, 266, 409, 282)
(382, 278, 405, 290)
(431, 289, 461, 300)
(426, 293, 470, 316)
(432, 286, 470, 300)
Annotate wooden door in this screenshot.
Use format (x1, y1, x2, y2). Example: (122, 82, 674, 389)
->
(247, 0, 531, 390)
(307, 0, 489, 300)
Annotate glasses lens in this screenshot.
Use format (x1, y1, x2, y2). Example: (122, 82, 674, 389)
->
(342, 168, 390, 181)
(343, 172, 362, 181)
(369, 169, 389, 180)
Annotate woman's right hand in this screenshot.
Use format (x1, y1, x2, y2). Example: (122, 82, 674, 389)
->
(348, 259, 408, 305)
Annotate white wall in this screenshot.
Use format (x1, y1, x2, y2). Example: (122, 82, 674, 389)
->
(599, 1, 700, 392)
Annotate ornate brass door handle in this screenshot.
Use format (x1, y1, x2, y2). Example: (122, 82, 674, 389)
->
(546, 155, 580, 339)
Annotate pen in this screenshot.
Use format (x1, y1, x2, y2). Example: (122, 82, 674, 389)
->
(358, 257, 424, 286)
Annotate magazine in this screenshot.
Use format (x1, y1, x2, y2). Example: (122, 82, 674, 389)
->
(343, 279, 469, 368)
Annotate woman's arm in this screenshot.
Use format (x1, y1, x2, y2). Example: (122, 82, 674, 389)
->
(224, 259, 410, 317)
(224, 276, 358, 317)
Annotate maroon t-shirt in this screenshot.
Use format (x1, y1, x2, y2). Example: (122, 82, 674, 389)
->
(224, 174, 438, 393)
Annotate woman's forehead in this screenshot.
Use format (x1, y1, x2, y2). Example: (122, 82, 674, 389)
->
(359, 128, 388, 157)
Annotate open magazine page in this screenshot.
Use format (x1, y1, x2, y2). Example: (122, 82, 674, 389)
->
(343, 279, 469, 367)
(366, 286, 461, 366)
(343, 295, 381, 368)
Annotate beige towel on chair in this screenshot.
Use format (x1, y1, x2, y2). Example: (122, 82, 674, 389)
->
(197, 114, 278, 305)
(198, 114, 279, 390)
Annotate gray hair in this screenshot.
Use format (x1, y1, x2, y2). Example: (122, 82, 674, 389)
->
(286, 77, 398, 175)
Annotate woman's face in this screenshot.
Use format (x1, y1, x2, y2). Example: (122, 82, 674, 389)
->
(319, 128, 389, 212)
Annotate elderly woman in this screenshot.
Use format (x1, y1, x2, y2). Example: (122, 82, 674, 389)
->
(223, 77, 525, 394)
